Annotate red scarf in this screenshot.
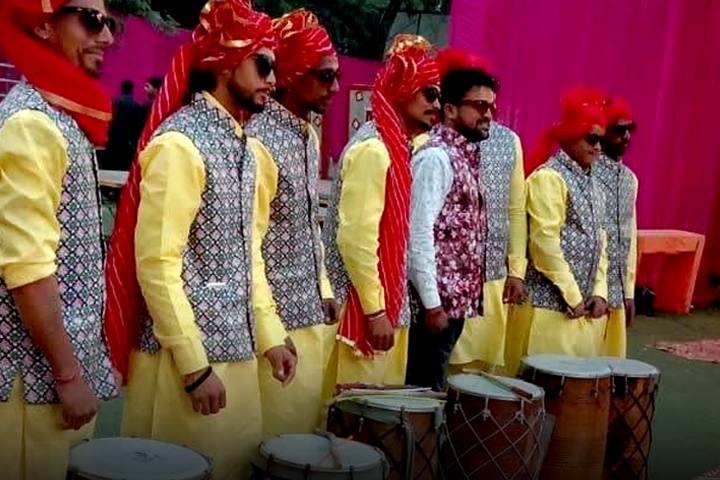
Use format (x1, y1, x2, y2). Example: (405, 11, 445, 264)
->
(104, 0, 276, 380)
(338, 34, 439, 357)
(0, 0, 111, 146)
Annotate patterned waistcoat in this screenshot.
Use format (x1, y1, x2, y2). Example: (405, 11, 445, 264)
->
(480, 122, 518, 281)
(139, 94, 256, 362)
(593, 154, 636, 308)
(245, 100, 325, 330)
(420, 124, 485, 319)
(0, 82, 116, 404)
(322, 122, 410, 327)
(526, 151, 606, 312)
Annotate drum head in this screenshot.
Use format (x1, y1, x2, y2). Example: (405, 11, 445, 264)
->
(448, 374, 543, 401)
(349, 394, 444, 413)
(522, 354, 611, 378)
(257, 434, 384, 473)
(599, 357, 660, 378)
(69, 438, 210, 480)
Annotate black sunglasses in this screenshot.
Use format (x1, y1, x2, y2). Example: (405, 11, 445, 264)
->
(584, 133, 603, 146)
(310, 68, 341, 85)
(610, 123, 637, 135)
(459, 99, 498, 116)
(421, 86, 441, 103)
(253, 54, 276, 79)
(58, 7, 117, 35)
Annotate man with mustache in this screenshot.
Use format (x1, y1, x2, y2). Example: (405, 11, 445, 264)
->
(405, 54, 494, 391)
(245, 9, 340, 437)
(0, 1, 118, 478)
(105, 2, 296, 478)
(596, 97, 638, 357)
(323, 34, 440, 387)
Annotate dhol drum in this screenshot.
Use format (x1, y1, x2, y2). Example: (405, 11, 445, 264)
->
(251, 433, 388, 480)
(600, 358, 660, 480)
(441, 373, 548, 480)
(327, 394, 445, 479)
(67, 437, 211, 480)
(521, 355, 612, 480)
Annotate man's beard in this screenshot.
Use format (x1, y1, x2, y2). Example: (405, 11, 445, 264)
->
(458, 124, 487, 143)
(229, 81, 265, 114)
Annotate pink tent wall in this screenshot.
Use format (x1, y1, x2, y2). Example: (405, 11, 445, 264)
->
(450, 0, 720, 306)
(101, 17, 190, 101)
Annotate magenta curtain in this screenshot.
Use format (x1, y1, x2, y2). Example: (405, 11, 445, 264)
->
(450, 0, 720, 305)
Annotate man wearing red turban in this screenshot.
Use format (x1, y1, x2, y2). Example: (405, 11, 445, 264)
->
(0, 1, 117, 478)
(596, 97, 638, 357)
(506, 87, 611, 373)
(323, 34, 440, 387)
(105, 1, 295, 478)
(244, 9, 340, 437)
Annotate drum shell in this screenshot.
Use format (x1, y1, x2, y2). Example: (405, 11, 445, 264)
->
(327, 401, 441, 480)
(522, 368, 611, 480)
(603, 374, 659, 480)
(251, 454, 388, 480)
(441, 385, 546, 479)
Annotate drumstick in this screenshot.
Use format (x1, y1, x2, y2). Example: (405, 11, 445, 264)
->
(315, 430, 344, 469)
(462, 368, 535, 401)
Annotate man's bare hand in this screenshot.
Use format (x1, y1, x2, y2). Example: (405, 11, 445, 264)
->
(566, 301, 588, 319)
(323, 299, 340, 325)
(56, 376, 100, 430)
(503, 277, 528, 304)
(265, 345, 297, 386)
(585, 296, 609, 319)
(184, 368, 226, 415)
(425, 306, 449, 334)
(367, 312, 394, 351)
(624, 298, 636, 327)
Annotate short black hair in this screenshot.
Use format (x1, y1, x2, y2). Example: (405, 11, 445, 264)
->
(188, 69, 217, 95)
(440, 69, 499, 106)
(121, 80, 134, 95)
(148, 77, 163, 89)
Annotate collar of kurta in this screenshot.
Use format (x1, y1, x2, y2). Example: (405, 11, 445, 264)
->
(262, 97, 310, 138)
(197, 91, 244, 137)
(557, 149, 592, 176)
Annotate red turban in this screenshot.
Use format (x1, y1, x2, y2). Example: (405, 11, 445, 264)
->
(105, 0, 277, 380)
(436, 47, 492, 79)
(273, 9, 336, 89)
(526, 86, 607, 174)
(0, 0, 111, 145)
(604, 97, 633, 126)
(338, 35, 438, 357)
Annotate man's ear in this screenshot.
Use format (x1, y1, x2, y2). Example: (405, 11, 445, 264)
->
(443, 103, 457, 121)
(34, 22, 54, 41)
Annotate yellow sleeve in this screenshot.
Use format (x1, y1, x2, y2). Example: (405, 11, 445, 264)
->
(527, 169, 584, 308)
(247, 138, 289, 354)
(625, 175, 639, 299)
(135, 132, 209, 375)
(336, 138, 390, 315)
(507, 133, 528, 279)
(592, 231, 609, 300)
(0, 111, 68, 289)
(307, 127, 334, 300)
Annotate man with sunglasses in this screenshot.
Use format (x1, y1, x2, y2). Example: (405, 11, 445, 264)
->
(505, 88, 610, 373)
(104, 2, 296, 478)
(244, 9, 340, 437)
(405, 57, 495, 391)
(0, 1, 117, 479)
(595, 98, 638, 357)
(323, 35, 440, 388)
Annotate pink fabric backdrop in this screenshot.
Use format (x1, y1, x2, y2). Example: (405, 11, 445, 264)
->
(450, 0, 720, 306)
(101, 17, 191, 101)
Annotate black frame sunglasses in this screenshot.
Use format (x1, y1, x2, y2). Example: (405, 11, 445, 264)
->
(253, 54, 276, 79)
(421, 86, 441, 103)
(310, 68, 341, 85)
(57, 7, 117, 35)
(584, 133, 604, 146)
(459, 99, 498, 116)
(610, 123, 637, 135)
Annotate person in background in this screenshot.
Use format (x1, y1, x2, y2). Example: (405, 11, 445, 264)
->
(245, 9, 340, 437)
(106, 79, 141, 170)
(105, 2, 296, 478)
(0, 1, 118, 478)
(406, 57, 494, 391)
(596, 97, 638, 358)
(323, 34, 440, 388)
(139, 76, 163, 127)
(505, 87, 610, 374)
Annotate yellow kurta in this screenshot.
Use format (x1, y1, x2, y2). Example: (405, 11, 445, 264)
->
(329, 137, 409, 386)
(0, 110, 95, 480)
(123, 93, 285, 480)
(505, 168, 609, 375)
(249, 132, 336, 438)
(450, 132, 527, 372)
(602, 176, 638, 358)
